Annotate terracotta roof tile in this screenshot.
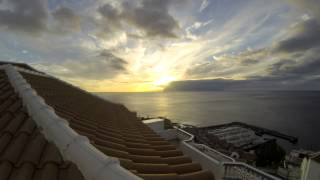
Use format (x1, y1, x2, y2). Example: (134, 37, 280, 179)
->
(59, 163, 86, 180)
(0, 113, 12, 129)
(22, 72, 215, 179)
(0, 162, 12, 179)
(0, 71, 85, 180)
(0, 96, 15, 113)
(3, 112, 26, 135)
(17, 133, 46, 166)
(1, 133, 29, 163)
(16, 118, 36, 135)
(9, 163, 35, 180)
(6, 100, 22, 114)
(138, 173, 178, 180)
(179, 170, 215, 180)
(34, 163, 59, 180)
(0, 133, 12, 153)
(39, 143, 63, 166)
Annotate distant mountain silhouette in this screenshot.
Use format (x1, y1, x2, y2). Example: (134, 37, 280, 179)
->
(164, 78, 320, 91)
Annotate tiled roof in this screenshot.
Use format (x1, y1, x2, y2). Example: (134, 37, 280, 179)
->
(0, 70, 85, 180)
(22, 72, 215, 179)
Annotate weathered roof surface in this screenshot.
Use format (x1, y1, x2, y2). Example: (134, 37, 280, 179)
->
(22, 72, 215, 180)
(0, 70, 85, 180)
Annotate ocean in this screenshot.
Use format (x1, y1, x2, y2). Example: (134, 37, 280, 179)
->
(96, 91, 320, 151)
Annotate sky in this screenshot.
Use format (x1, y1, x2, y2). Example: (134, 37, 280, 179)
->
(0, 0, 319, 92)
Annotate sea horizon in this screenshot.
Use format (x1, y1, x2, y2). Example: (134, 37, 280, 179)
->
(95, 90, 320, 93)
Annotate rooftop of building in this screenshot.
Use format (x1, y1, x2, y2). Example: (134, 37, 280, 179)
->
(0, 70, 85, 180)
(0, 62, 214, 180)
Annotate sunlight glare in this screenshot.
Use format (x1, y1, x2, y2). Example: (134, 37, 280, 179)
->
(153, 76, 176, 87)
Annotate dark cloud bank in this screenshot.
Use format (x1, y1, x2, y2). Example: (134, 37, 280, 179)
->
(0, 0, 48, 33)
(275, 19, 320, 53)
(0, 0, 179, 38)
(52, 6, 81, 32)
(0, 0, 82, 33)
(98, 0, 179, 38)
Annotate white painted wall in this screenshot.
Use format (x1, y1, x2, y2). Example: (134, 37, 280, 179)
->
(143, 118, 165, 133)
(179, 141, 224, 179)
(301, 158, 320, 180)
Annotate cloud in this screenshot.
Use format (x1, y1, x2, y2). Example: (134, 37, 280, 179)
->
(287, 0, 320, 19)
(185, 49, 269, 79)
(99, 50, 127, 71)
(240, 58, 261, 66)
(45, 51, 128, 80)
(52, 6, 81, 32)
(97, 0, 179, 38)
(98, 3, 121, 27)
(95, 3, 125, 40)
(267, 59, 296, 76)
(124, 0, 179, 38)
(199, 0, 210, 12)
(268, 48, 320, 78)
(185, 0, 320, 82)
(185, 19, 213, 40)
(0, 0, 48, 33)
(183, 37, 320, 90)
(275, 19, 320, 52)
(2, 0, 320, 92)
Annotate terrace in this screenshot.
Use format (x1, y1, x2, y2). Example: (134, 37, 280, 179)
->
(144, 118, 282, 180)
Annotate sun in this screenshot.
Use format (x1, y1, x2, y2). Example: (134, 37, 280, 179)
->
(153, 75, 176, 87)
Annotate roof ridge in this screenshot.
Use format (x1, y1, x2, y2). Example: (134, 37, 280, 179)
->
(0, 61, 41, 73)
(2, 64, 141, 180)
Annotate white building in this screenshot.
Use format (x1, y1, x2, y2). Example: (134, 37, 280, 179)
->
(301, 152, 320, 180)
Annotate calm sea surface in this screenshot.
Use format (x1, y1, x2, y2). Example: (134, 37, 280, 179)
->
(96, 91, 320, 151)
